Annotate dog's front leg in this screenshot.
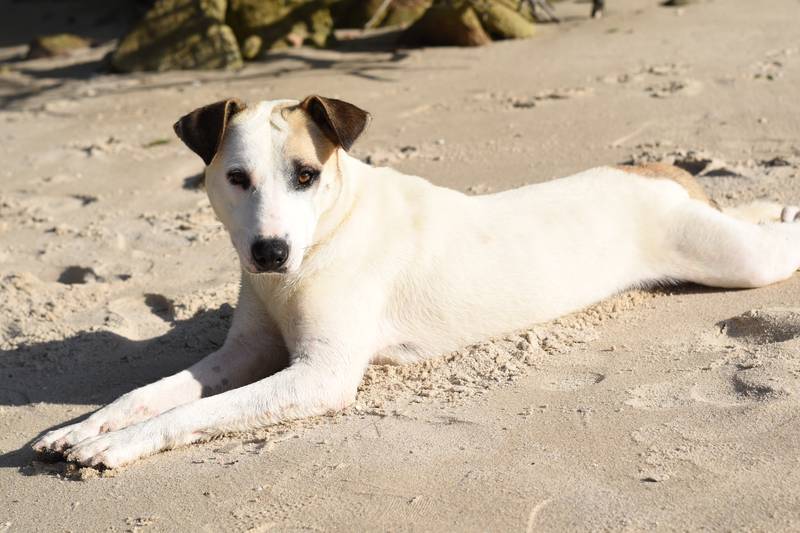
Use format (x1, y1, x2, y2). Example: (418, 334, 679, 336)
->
(33, 285, 284, 454)
(64, 338, 369, 468)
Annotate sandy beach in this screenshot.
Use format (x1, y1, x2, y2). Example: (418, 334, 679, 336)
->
(2, 0, 800, 530)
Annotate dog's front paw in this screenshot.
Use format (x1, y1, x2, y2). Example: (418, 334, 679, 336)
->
(33, 420, 104, 454)
(64, 425, 162, 469)
(33, 392, 161, 455)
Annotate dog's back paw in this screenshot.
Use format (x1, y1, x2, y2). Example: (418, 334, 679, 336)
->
(723, 201, 796, 224)
(780, 205, 800, 223)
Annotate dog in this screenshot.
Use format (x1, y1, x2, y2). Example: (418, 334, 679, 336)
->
(33, 95, 800, 468)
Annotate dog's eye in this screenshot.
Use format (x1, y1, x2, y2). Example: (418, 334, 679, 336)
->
(226, 169, 251, 190)
(296, 167, 320, 189)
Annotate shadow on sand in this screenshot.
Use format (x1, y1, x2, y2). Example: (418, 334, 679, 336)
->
(0, 44, 426, 110)
(0, 304, 232, 474)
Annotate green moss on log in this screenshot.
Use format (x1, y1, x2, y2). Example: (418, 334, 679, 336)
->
(227, 0, 335, 59)
(27, 33, 92, 59)
(401, 1, 491, 47)
(111, 0, 242, 72)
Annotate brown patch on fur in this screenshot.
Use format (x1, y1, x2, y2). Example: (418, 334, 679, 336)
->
(615, 163, 719, 209)
(283, 106, 337, 165)
(173, 98, 246, 165)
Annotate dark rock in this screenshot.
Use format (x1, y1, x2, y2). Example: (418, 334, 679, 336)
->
(227, 0, 335, 59)
(401, 0, 534, 47)
(27, 33, 92, 59)
(401, 1, 491, 47)
(339, 0, 431, 29)
(111, 0, 242, 72)
(381, 0, 433, 27)
(331, 0, 386, 28)
(473, 0, 535, 40)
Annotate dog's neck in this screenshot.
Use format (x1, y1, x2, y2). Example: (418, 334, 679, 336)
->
(310, 149, 363, 250)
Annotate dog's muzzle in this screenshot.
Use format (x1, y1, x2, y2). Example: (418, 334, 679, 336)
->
(251, 238, 289, 272)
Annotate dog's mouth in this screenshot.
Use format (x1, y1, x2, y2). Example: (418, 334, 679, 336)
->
(240, 257, 289, 275)
(241, 262, 288, 275)
(252, 266, 288, 275)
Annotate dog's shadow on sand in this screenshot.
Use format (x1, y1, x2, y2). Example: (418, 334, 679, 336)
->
(0, 305, 232, 474)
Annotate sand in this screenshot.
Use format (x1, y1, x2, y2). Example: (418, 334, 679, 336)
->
(2, 0, 800, 530)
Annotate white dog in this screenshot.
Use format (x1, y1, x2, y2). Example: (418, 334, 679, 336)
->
(33, 96, 800, 468)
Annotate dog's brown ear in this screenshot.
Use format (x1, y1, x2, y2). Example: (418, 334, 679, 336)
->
(300, 95, 370, 151)
(173, 98, 246, 165)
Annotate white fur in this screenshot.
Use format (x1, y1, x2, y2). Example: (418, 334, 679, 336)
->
(33, 100, 800, 467)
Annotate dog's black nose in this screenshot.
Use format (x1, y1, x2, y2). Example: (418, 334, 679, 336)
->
(251, 238, 289, 272)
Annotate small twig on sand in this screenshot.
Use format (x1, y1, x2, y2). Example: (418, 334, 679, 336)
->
(365, 0, 394, 29)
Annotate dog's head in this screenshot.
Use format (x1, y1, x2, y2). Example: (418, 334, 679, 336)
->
(174, 96, 370, 274)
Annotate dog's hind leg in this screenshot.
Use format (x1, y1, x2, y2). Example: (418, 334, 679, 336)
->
(660, 201, 800, 289)
(618, 163, 800, 225)
(618, 163, 800, 286)
(616, 163, 717, 207)
(722, 200, 800, 224)
(33, 278, 286, 454)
